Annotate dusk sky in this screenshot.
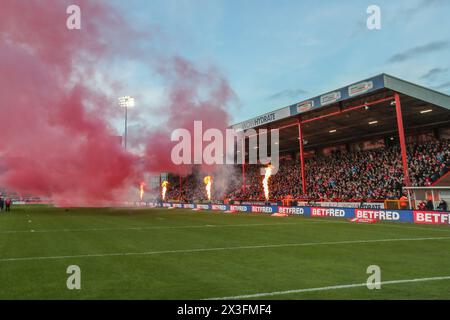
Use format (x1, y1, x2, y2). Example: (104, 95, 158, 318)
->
(109, 0, 450, 124)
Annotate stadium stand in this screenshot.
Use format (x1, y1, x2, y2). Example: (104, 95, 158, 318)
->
(0, 188, 42, 204)
(228, 138, 450, 202)
(166, 138, 449, 202)
(166, 74, 450, 208)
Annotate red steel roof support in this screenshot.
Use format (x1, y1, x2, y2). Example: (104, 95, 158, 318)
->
(297, 118, 307, 195)
(394, 92, 411, 187)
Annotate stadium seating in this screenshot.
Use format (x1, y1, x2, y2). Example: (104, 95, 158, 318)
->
(0, 188, 42, 203)
(167, 138, 450, 202)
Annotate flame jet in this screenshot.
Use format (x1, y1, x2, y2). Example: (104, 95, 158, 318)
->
(204, 176, 212, 201)
(161, 180, 169, 201)
(263, 166, 273, 201)
(139, 182, 145, 201)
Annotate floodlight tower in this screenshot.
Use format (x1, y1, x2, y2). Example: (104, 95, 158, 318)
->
(118, 96, 135, 150)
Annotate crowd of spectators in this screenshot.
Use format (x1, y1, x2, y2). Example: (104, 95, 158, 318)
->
(2, 139, 448, 205)
(0, 188, 42, 204)
(167, 138, 450, 202)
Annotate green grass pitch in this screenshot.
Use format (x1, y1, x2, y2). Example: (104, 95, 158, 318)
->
(0, 206, 449, 299)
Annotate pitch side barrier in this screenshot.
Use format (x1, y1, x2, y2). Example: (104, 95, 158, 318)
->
(152, 203, 450, 226)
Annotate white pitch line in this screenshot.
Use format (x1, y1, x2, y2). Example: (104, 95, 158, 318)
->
(368, 222, 450, 233)
(3, 216, 447, 235)
(0, 219, 343, 235)
(0, 236, 449, 262)
(206, 276, 450, 300)
(0, 222, 301, 235)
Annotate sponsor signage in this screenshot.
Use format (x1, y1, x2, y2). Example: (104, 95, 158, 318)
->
(230, 205, 249, 212)
(414, 211, 450, 225)
(355, 209, 400, 221)
(251, 206, 274, 213)
(278, 206, 305, 215)
(320, 91, 341, 106)
(233, 74, 386, 129)
(348, 81, 374, 97)
(288, 75, 385, 117)
(148, 201, 450, 225)
(296, 100, 314, 113)
(318, 202, 385, 209)
(296, 201, 309, 207)
(232, 107, 291, 131)
(350, 217, 377, 224)
(311, 207, 347, 217)
(241, 201, 278, 206)
(183, 204, 195, 209)
(211, 204, 228, 211)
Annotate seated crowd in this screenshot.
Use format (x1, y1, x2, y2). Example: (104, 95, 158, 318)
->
(167, 138, 450, 202)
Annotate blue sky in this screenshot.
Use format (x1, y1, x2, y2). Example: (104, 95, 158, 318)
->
(110, 0, 450, 124)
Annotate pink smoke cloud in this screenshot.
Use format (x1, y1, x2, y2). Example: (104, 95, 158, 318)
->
(143, 56, 236, 176)
(0, 1, 236, 205)
(0, 0, 142, 205)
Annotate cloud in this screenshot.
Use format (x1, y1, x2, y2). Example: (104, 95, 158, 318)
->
(433, 81, 450, 90)
(387, 41, 450, 63)
(268, 88, 308, 100)
(420, 67, 448, 80)
(405, 0, 449, 16)
(348, 22, 366, 39)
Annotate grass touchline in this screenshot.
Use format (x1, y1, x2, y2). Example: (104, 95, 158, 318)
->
(1, 236, 449, 262)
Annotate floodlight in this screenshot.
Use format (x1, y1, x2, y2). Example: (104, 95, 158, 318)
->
(118, 96, 135, 108)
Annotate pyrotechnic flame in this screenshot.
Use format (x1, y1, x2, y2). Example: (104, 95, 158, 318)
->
(139, 182, 145, 201)
(161, 180, 169, 201)
(263, 166, 273, 201)
(204, 176, 212, 201)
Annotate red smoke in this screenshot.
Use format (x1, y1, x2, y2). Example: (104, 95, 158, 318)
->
(0, 0, 141, 205)
(143, 57, 235, 176)
(0, 1, 235, 205)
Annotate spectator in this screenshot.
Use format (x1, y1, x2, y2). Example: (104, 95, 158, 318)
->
(5, 198, 11, 212)
(425, 199, 434, 211)
(437, 199, 448, 212)
(418, 201, 426, 210)
(166, 138, 450, 203)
